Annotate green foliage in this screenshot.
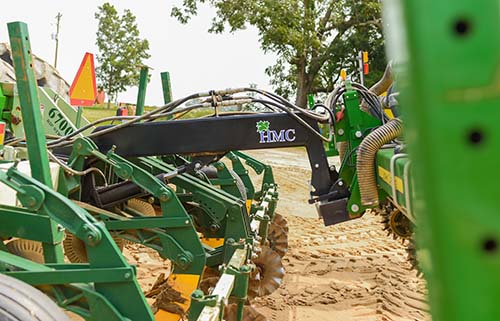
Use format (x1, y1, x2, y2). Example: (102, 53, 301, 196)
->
(95, 3, 150, 107)
(172, 0, 386, 107)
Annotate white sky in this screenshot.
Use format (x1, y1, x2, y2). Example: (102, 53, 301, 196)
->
(0, 1, 277, 106)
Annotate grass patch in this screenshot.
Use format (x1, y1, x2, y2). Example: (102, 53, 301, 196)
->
(82, 106, 117, 123)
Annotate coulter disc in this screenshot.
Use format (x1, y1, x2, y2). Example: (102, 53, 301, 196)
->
(248, 246, 285, 299)
(272, 213, 289, 234)
(128, 198, 157, 216)
(6, 239, 44, 264)
(63, 233, 124, 263)
(267, 224, 288, 257)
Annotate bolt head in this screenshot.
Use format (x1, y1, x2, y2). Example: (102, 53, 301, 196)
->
(240, 265, 252, 273)
(355, 131, 363, 138)
(351, 204, 360, 212)
(338, 180, 344, 186)
(26, 197, 36, 207)
(338, 129, 344, 136)
(192, 289, 205, 299)
(159, 192, 170, 202)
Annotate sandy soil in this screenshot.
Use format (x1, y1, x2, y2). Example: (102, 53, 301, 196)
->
(244, 149, 429, 321)
(69, 148, 429, 321)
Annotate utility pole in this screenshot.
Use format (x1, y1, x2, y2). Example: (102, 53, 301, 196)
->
(53, 12, 62, 68)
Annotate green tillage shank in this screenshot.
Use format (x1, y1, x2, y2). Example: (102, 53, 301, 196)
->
(8, 21, 65, 263)
(67, 138, 206, 274)
(136, 156, 253, 264)
(383, 0, 500, 320)
(376, 149, 410, 209)
(210, 161, 246, 200)
(232, 151, 276, 201)
(226, 152, 256, 201)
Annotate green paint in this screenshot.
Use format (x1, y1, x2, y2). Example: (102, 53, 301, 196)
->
(135, 66, 148, 116)
(8, 22, 65, 263)
(384, 0, 500, 320)
(161, 71, 172, 104)
(8, 22, 53, 188)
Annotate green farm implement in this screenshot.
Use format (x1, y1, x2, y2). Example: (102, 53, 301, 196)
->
(0, 19, 411, 321)
(0, 22, 284, 321)
(0, 0, 495, 318)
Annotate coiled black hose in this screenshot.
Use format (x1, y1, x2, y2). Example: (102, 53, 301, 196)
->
(357, 118, 403, 206)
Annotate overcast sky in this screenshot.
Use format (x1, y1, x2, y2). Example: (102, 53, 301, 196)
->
(0, 1, 277, 106)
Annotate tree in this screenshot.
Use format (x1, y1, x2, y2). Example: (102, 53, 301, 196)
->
(95, 3, 150, 108)
(172, 0, 385, 107)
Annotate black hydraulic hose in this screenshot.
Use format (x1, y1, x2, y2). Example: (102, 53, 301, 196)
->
(245, 88, 331, 122)
(47, 92, 203, 148)
(357, 118, 403, 206)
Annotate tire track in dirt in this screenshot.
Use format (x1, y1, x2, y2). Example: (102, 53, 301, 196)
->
(254, 214, 429, 321)
(245, 149, 429, 321)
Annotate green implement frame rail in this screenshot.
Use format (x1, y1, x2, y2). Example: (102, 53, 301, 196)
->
(2, 20, 156, 321)
(384, 0, 500, 320)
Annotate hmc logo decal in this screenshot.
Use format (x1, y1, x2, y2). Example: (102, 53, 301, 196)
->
(256, 120, 296, 144)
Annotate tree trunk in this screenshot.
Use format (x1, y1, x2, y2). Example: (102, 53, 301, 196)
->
(107, 77, 112, 109)
(295, 57, 309, 108)
(295, 64, 311, 108)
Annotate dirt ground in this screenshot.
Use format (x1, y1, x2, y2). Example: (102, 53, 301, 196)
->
(71, 148, 429, 321)
(246, 148, 429, 321)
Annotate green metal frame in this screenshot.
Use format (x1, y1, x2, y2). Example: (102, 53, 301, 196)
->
(1, 21, 155, 321)
(331, 81, 381, 217)
(384, 0, 500, 320)
(136, 66, 149, 116)
(8, 22, 66, 264)
(66, 137, 207, 274)
(0, 21, 282, 321)
(188, 248, 251, 321)
(0, 164, 154, 321)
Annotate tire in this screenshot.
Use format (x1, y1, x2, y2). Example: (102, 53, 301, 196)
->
(0, 274, 69, 321)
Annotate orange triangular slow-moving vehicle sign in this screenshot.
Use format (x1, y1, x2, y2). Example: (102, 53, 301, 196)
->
(69, 53, 97, 106)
